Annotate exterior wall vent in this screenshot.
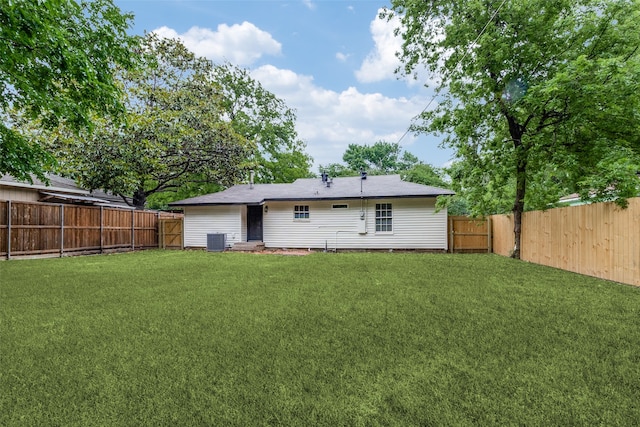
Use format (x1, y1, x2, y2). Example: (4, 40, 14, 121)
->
(206, 233, 226, 252)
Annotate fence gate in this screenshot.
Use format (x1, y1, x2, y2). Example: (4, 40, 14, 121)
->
(448, 216, 491, 253)
(159, 218, 183, 250)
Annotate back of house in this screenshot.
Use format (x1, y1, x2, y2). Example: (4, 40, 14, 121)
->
(170, 174, 454, 252)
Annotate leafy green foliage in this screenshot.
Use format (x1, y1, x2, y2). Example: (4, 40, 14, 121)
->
(341, 141, 418, 174)
(0, 0, 137, 182)
(320, 141, 421, 176)
(2, 251, 639, 425)
(318, 162, 358, 178)
(404, 163, 470, 214)
(51, 34, 251, 208)
(402, 163, 448, 187)
(213, 63, 313, 183)
(321, 141, 467, 213)
(384, 0, 640, 257)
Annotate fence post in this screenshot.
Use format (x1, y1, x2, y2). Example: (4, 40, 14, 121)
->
(487, 217, 492, 253)
(448, 216, 454, 253)
(131, 209, 135, 251)
(7, 200, 11, 260)
(157, 212, 162, 249)
(100, 206, 104, 253)
(60, 204, 64, 257)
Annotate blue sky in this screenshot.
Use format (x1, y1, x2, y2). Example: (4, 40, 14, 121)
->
(114, 0, 454, 172)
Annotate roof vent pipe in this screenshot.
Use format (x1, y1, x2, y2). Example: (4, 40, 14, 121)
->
(321, 172, 328, 183)
(250, 170, 255, 189)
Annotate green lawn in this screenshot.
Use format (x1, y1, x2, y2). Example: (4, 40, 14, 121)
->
(1, 251, 638, 426)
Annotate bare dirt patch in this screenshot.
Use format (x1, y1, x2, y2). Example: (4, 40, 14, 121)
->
(256, 248, 315, 256)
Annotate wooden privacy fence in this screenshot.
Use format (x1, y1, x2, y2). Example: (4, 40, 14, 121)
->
(491, 197, 640, 287)
(448, 216, 491, 253)
(0, 200, 182, 258)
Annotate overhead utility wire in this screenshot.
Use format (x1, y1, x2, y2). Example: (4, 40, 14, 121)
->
(396, 0, 508, 145)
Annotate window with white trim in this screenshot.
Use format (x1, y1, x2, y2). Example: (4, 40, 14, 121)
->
(294, 205, 309, 220)
(375, 203, 392, 232)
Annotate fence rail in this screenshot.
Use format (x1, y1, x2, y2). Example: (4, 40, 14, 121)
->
(0, 200, 180, 258)
(491, 197, 640, 287)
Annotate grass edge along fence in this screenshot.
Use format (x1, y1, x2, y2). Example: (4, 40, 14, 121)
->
(0, 200, 181, 259)
(491, 197, 640, 287)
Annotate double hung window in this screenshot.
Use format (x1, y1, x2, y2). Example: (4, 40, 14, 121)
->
(375, 203, 392, 232)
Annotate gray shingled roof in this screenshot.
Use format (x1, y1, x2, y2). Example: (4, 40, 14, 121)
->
(169, 175, 455, 206)
(1, 174, 132, 207)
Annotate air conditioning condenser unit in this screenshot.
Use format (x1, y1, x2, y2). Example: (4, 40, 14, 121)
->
(206, 233, 226, 252)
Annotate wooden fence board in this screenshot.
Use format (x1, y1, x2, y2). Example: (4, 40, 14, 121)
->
(491, 197, 640, 287)
(0, 200, 166, 258)
(159, 219, 183, 249)
(448, 216, 490, 253)
(135, 211, 160, 248)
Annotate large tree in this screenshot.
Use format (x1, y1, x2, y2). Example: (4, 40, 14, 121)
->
(326, 141, 421, 175)
(52, 34, 250, 208)
(320, 141, 469, 212)
(383, 0, 640, 258)
(0, 0, 137, 182)
(212, 63, 313, 183)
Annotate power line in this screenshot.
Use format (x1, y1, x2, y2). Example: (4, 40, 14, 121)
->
(396, 0, 509, 145)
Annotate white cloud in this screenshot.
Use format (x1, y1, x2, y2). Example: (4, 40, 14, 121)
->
(152, 23, 281, 66)
(153, 17, 452, 170)
(356, 10, 442, 88)
(251, 65, 438, 169)
(302, 0, 316, 11)
(335, 52, 350, 62)
(355, 10, 403, 83)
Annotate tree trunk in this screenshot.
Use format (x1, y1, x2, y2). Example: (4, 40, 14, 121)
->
(504, 110, 527, 259)
(132, 188, 147, 209)
(512, 169, 526, 259)
(511, 140, 527, 259)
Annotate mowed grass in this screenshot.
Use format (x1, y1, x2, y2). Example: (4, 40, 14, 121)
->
(1, 251, 639, 426)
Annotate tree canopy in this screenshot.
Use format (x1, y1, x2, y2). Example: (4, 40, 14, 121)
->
(212, 63, 313, 184)
(49, 35, 312, 209)
(51, 34, 251, 208)
(0, 0, 137, 182)
(383, 0, 640, 257)
(321, 141, 421, 176)
(320, 141, 468, 213)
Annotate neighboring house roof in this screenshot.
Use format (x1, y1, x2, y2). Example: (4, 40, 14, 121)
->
(0, 174, 132, 208)
(169, 174, 455, 207)
(557, 193, 589, 206)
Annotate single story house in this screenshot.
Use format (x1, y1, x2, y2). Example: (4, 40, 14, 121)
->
(169, 174, 455, 251)
(0, 174, 131, 208)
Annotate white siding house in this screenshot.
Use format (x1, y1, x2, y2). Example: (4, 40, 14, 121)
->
(171, 175, 454, 251)
(183, 205, 245, 247)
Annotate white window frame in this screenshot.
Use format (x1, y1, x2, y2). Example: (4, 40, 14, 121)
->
(375, 203, 393, 233)
(293, 205, 310, 220)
